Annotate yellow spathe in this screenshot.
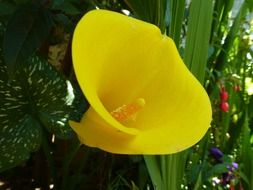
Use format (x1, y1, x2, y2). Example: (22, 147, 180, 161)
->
(70, 9, 212, 154)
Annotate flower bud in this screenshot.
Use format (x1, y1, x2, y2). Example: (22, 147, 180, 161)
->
(220, 89, 229, 101)
(210, 147, 223, 161)
(220, 102, 229, 112)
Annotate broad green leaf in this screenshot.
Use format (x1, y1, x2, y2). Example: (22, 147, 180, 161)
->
(3, 3, 53, 75)
(0, 55, 88, 172)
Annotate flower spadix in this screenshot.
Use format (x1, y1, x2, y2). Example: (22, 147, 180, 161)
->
(70, 10, 212, 154)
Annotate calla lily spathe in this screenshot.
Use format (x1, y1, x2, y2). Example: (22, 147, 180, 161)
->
(70, 10, 212, 154)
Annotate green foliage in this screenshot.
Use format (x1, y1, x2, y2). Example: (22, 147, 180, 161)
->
(124, 0, 168, 32)
(0, 1, 16, 17)
(3, 2, 53, 75)
(0, 55, 87, 172)
(184, 0, 213, 83)
(0, 0, 253, 189)
(167, 0, 185, 48)
(213, 1, 248, 71)
(240, 110, 253, 188)
(144, 156, 163, 190)
(51, 0, 81, 15)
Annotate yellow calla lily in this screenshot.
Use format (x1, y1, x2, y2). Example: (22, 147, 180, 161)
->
(70, 9, 212, 154)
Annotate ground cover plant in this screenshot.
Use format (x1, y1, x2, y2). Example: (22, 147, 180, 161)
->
(0, 0, 253, 189)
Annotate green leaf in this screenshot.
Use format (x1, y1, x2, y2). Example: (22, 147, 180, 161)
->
(206, 163, 230, 177)
(167, 0, 186, 48)
(163, 152, 188, 190)
(124, 0, 153, 22)
(238, 170, 250, 185)
(184, 0, 214, 83)
(246, 0, 253, 11)
(213, 1, 248, 71)
(248, 95, 253, 118)
(51, 0, 66, 9)
(124, 0, 167, 32)
(59, 2, 81, 15)
(51, 1, 81, 15)
(54, 13, 75, 32)
(3, 3, 53, 75)
(0, 2, 16, 17)
(0, 55, 88, 172)
(144, 156, 163, 190)
(240, 110, 253, 188)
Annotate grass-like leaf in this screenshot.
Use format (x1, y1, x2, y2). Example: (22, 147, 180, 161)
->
(184, 0, 213, 83)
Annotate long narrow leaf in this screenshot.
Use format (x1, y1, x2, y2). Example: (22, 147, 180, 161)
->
(184, 0, 213, 83)
(144, 156, 163, 190)
(167, 0, 186, 48)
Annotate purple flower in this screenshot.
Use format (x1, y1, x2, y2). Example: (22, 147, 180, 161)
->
(232, 162, 238, 169)
(222, 162, 239, 185)
(227, 162, 238, 171)
(210, 147, 223, 161)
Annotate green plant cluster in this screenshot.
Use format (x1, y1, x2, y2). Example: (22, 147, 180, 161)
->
(0, 0, 252, 190)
